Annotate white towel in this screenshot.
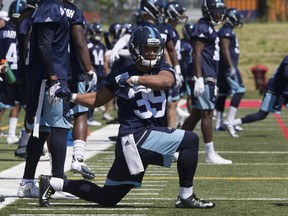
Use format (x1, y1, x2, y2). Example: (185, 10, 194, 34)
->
(121, 134, 144, 175)
(33, 79, 46, 138)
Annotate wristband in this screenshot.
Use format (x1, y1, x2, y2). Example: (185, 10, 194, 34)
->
(70, 93, 77, 103)
(174, 65, 181, 74)
(130, 76, 139, 85)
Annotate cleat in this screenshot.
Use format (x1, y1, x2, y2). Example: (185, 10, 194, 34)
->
(224, 121, 239, 138)
(17, 181, 39, 198)
(234, 125, 243, 131)
(39, 175, 55, 207)
(214, 124, 227, 131)
(103, 112, 113, 121)
(15, 146, 26, 158)
(205, 153, 232, 164)
(108, 136, 117, 141)
(175, 193, 215, 208)
(87, 119, 102, 126)
(71, 156, 95, 179)
(7, 136, 19, 145)
(0, 196, 5, 203)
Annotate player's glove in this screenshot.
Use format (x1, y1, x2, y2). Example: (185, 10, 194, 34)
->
(174, 65, 183, 88)
(55, 86, 73, 102)
(115, 72, 130, 88)
(47, 80, 60, 106)
(85, 70, 97, 92)
(226, 67, 236, 79)
(193, 76, 205, 97)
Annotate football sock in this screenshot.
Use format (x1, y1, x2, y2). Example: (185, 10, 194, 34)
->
(215, 111, 223, 128)
(179, 186, 193, 199)
(73, 139, 86, 160)
(205, 141, 215, 156)
(8, 117, 18, 137)
(226, 106, 237, 122)
(19, 131, 31, 147)
(50, 177, 64, 191)
(21, 179, 35, 185)
(232, 118, 242, 126)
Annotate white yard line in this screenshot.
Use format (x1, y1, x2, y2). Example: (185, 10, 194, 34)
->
(0, 124, 119, 209)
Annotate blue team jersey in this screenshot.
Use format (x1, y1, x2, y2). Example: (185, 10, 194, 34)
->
(64, 1, 86, 81)
(17, 11, 33, 84)
(180, 38, 193, 79)
(87, 40, 106, 79)
(103, 62, 175, 136)
(27, 0, 70, 83)
(191, 18, 219, 78)
(218, 23, 239, 70)
(0, 22, 18, 72)
(266, 56, 288, 94)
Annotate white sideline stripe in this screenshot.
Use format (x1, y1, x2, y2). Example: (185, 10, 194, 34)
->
(198, 163, 288, 166)
(27, 202, 153, 206)
(18, 208, 149, 211)
(199, 151, 288, 154)
(0, 124, 119, 210)
(123, 197, 288, 201)
(11, 215, 146, 216)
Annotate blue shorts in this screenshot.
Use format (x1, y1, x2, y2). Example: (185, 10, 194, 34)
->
(260, 91, 285, 114)
(105, 126, 185, 188)
(218, 69, 246, 96)
(68, 81, 88, 115)
(26, 80, 71, 132)
(191, 81, 217, 110)
(168, 84, 181, 102)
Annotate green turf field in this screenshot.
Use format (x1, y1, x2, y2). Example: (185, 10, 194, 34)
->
(0, 105, 288, 216)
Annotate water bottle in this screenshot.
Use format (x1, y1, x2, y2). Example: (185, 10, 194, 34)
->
(0, 59, 16, 84)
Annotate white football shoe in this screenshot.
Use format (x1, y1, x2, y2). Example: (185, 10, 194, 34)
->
(71, 156, 95, 179)
(205, 153, 232, 164)
(17, 181, 39, 198)
(224, 121, 239, 138)
(7, 136, 19, 145)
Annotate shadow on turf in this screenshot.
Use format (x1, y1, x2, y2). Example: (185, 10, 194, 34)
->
(269, 203, 288, 207)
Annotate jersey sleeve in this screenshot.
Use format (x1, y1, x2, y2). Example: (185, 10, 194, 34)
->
(33, 2, 65, 24)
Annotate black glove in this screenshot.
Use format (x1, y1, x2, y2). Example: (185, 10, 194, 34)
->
(115, 72, 130, 88)
(55, 86, 72, 102)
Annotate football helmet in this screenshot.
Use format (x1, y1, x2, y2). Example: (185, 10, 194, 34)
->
(140, 0, 164, 20)
(182, 22, 194, 41)
(131, 8, 143, 26)
(109, 22, 122, 40)
(128, 26, 164, 68)
(164, 1, 188, 24)
(88, 22, 104, 41)
(201, 0, 226, 26)
(225, 8, 244, 28)
(122, 22, 133, 35)
(8, 0, 26, 18)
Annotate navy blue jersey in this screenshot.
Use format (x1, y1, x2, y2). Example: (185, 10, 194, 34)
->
(87, 40, 106, 79)
(191, 18, 219, 78)
(266, 56, 288, 94)
(103, 62, 174, 136)
(64, 1, 86, 81)
(0, 22, 18, 72)
(180, 38, 193, 79)
(27, 0, 70, 83)
(218, 23, 239, 70)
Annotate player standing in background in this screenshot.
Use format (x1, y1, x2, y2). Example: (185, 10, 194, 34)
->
(17, 0, 71, 198)
(181, 0, 232, 164)
(63, 0, 97, 179)
(215, 8, 246, 137)
(1, 0, 26, 145)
